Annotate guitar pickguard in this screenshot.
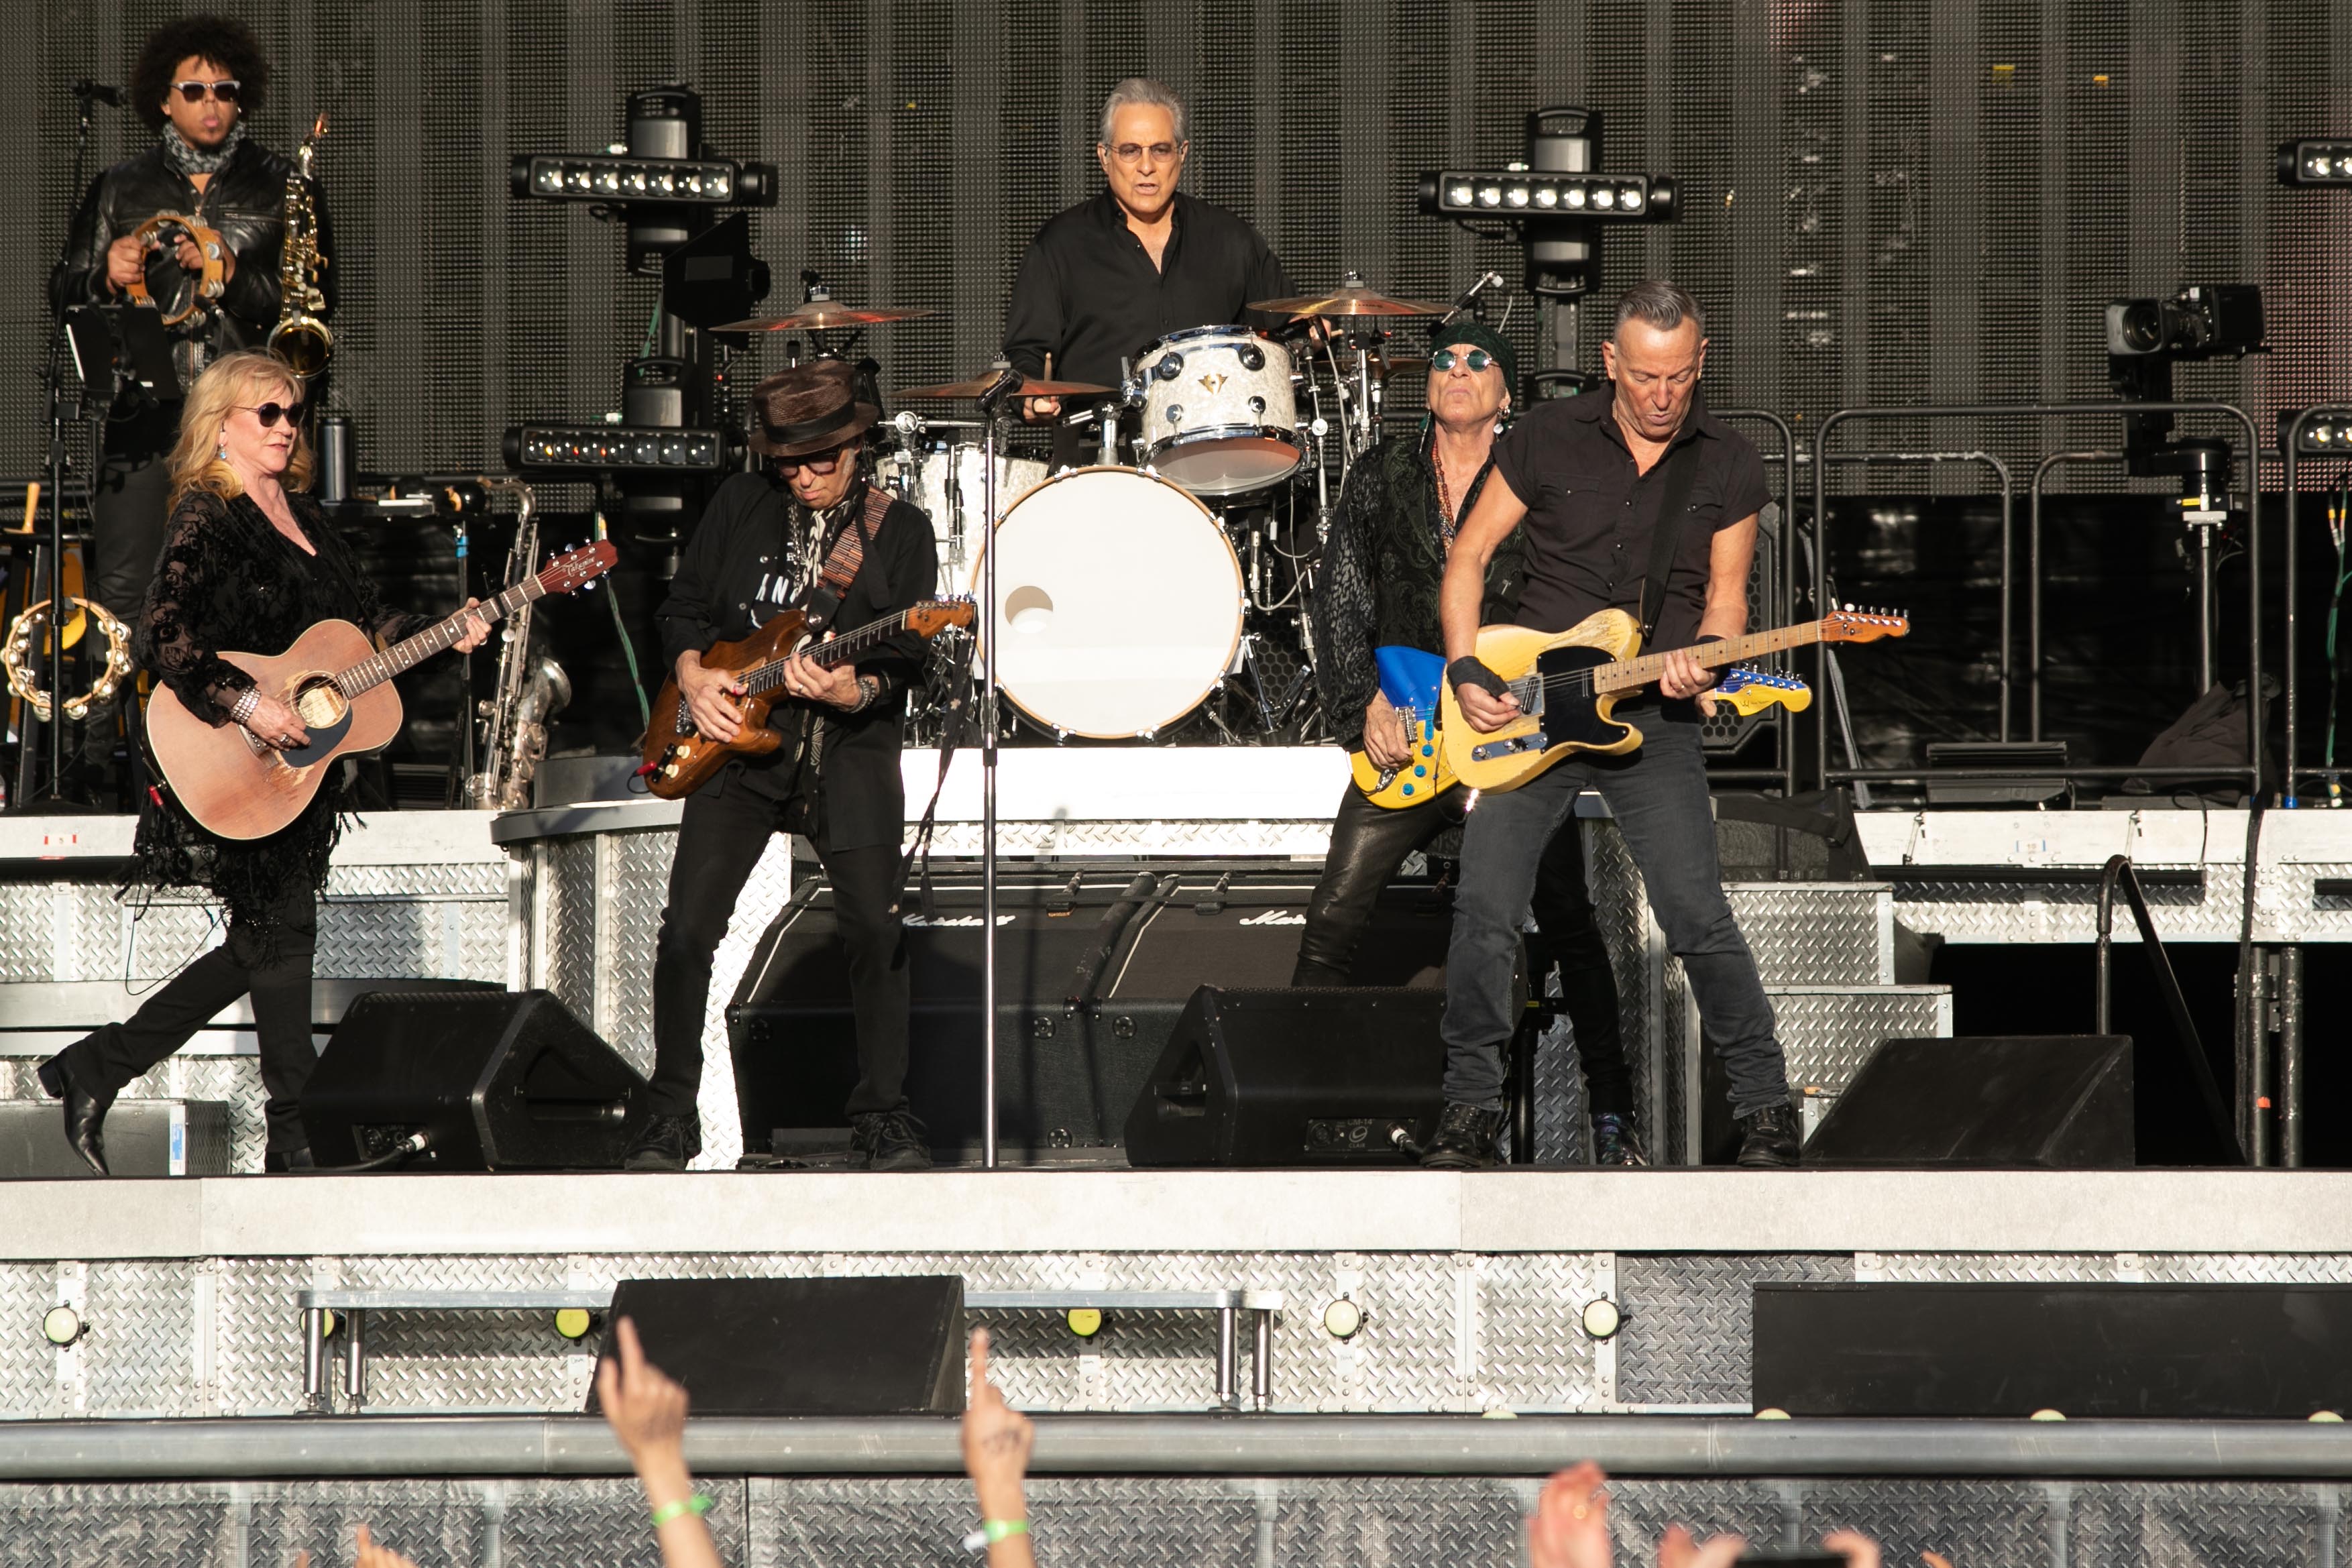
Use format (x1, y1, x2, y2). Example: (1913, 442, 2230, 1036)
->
(1527, 642, 1628, 748)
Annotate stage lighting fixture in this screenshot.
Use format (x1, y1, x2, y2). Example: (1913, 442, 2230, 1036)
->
(503, 424, 730, 473)
(2278, 139, 2352, 187)
(2280, 412, 2352, 455)
(2105, 284, 2264, 361)
(1420, 172, 1673, 223)
(510, 85, 777, 275)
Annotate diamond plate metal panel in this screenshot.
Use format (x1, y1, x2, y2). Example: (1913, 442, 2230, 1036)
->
(1586, 821, 1667, 1164)
(2137, 1253, 2352, 1284)
(1893, 864, 2219, 946)
(129, 1058, 270, 1176)
(1726, 885, 1891, 985)
(1867, 1254, 2124, 1282)
(80, 1261, 198, 1418)
(693, 837, 796, 1171)
(323, 863, 507, 899)
(1797, 1477, 2056, 1568)
(0, 885, 56, 982)
(1614, 1253, 1852, 1408)
(0, 1482, 233, 1565)
(917, 820, 1337, 858)
(2267, 861, 2352, 944)
(247, 1479, 504, 1567)
(604, 831, 676, 1062)
(2070, 1481, 2340, 1568)
(212, 1257, 314, 1415)
(315, 899, 506, 982)
(1765, 986, 1954, 1095)
(496, 1476, 753, 1568)
(1478, 1253, 1607, 1411)
(335, 1255, 578, 1413)
(125, 901, 229, 984)
(538, 837, 599, 1025)
(0, 1263, 58, 1420)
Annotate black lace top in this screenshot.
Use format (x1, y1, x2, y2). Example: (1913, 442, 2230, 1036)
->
(133, 490, 423, 932)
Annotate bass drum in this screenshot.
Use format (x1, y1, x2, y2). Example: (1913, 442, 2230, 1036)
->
(972, 467, 1243, 739)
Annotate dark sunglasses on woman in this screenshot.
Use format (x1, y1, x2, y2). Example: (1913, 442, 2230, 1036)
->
(237, 401, 304, 428)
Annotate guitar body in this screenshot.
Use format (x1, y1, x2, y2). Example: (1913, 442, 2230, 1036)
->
(145, 619, 404, 840)
(638, 610, 807, 800)
(1439, 610, 1646, 794)
(1350, 646, 1458, 807)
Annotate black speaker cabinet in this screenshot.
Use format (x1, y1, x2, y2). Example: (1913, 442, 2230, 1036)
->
(1803, 1035, 2134, 1166)
(303, 989, 651, 1170)
(1124, 985, 1447, 1166)
(590, 1276, 964, 1416)
(728, 861, 1450, 1158)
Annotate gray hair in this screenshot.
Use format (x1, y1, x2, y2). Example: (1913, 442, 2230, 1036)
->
(1612, 280, 1707, 343)
(1099, 78, 1188, 147)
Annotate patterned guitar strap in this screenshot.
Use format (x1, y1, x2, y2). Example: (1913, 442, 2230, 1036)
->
(783, 484, 894, 781)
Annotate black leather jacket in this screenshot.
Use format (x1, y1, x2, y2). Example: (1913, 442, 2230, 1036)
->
(52, 137, 329, 389)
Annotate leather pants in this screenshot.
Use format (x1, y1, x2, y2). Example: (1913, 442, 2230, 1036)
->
(1291, 778, 1631, 1117)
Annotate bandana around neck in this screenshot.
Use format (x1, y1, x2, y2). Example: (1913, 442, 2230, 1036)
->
(162, 121, 246, 180)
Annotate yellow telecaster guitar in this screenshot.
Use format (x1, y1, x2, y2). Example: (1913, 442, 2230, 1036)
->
(1437, 606, 1907, 794)
(1351, 645, 1815, 807)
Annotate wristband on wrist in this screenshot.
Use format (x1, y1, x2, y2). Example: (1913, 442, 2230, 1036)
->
(650, 1494, 713, 1528)
(229, 687, 260, 724)
(962, 1518, 1030, 1553)
(1446, 656, 1508, 699)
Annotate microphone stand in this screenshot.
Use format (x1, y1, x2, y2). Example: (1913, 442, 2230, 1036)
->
(972, 364, 1022, 1169)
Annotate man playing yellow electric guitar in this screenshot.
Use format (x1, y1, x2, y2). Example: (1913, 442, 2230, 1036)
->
(1429, 281, 1801, 1171)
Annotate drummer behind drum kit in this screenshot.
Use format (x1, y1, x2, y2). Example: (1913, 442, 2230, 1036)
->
(722, 272, 1462, 744)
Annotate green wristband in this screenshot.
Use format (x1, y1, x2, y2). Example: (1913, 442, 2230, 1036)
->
(651, 1494, 714, 1528)
(983, 1518, 1030, 1544)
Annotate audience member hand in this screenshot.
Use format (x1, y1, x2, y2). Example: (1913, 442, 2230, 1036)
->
(353, 1525, 419, 1568)
(1657, 1522, 1748, 1568)
(1822, 1528, 1883, 1568)
(1527, 1461, 1615, 1568)
(962, 1327, 1034, 1517)
(1361, 693, 1412, 769)
(596, 1315, 689, 1467)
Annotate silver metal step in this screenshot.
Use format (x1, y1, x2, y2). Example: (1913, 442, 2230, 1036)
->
(1726, 883, 1895, 985)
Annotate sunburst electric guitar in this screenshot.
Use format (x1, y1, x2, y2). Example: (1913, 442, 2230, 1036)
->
(1437, 606, 1907, 794)
(1352, 645, 1813, 807)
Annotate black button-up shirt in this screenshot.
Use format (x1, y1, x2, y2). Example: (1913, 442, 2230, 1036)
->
(1003, 190, 1292, 389)
(1492, 388, 1770, 651)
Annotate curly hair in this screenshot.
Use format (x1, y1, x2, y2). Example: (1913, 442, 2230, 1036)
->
(168, 351, 313, 506)
(132, 14, 270, 133)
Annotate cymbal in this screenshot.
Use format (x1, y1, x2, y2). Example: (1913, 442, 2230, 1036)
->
(899, 372, 1113, 400)
(1374, 355, 1431, 376)
(1249, 284, 1453, 317)
(713, 302, 938, 331)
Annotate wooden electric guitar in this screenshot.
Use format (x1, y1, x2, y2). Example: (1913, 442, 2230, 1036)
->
(1353, 645, 1813, 807)
(146, 543, 618, 840)
(638, 597, 974, 799)
(1438, 606, 1906, 794)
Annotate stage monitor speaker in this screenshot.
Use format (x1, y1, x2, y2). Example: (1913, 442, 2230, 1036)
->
(1124, 985, 1446, 1167)
(1754, 1282, 2352, 1418)
(589, 1276, 964, 1416)
(1803, 1035, 2133, 1167)
(302, 989, 651, 1170)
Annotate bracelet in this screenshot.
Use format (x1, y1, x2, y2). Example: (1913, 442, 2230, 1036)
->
(850, 674, 881, 713)
(649, 1494, 713, 1528)
(228, 687, 260, 724)
(962, 1518, 1030, 1553)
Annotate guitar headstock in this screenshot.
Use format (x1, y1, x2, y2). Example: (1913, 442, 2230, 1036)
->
(537, 541, 620, 595)
(908, 597, 977, 638)
(1716, 663, 1813, 717)
(1717, 665, 1807, 694)
(1820, 606, 1909, 643)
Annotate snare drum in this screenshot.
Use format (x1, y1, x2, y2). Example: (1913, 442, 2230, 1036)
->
(877, 443, 1048, 569)
(1135, 325, 1300, 495)
(972, 466, 1244, 738)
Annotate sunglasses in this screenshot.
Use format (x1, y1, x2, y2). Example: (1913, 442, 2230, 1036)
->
(172, 79, 243, 105)
(777, 441, 853, 474)
(1432, 348, 1498, 374)
(236, 401, 304, 428)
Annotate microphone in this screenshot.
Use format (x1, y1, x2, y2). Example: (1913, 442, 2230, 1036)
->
(72, 80, 124, 107)
(1443, 271, 1506, 323)
(891, 409, 925, 441)
(974, 365, 1025, 416)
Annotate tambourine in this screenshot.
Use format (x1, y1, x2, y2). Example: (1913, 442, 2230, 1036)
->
(124, 213, 227, 327)
(3, 597, 135, 723)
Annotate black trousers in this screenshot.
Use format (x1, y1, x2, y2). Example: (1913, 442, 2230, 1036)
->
(62, 884, 319, 1154)
(1292, 780, 1632, 1118)
(80, 404, 176, 773)
(647, 781, 912, 1121)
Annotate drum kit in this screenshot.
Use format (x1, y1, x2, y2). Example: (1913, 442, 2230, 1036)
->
(722, 270, 1467, 744)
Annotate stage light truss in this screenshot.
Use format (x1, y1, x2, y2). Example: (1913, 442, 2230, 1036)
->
(510, 154, 777, 206)
(504, 424, 730, 473)
(1418, 171, 1676, 221)
(2277, 139, 2352, 187)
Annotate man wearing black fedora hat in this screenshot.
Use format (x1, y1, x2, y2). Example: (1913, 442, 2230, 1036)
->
(629, 359, 940, 1172)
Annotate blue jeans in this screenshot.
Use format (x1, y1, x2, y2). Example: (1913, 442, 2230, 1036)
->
(1441, 715, 1789, 1117)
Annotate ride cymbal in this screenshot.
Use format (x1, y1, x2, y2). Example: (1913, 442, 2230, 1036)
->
(900, 372, 1112, 400)
(1249, 284, 1453, 317)
(714, 302, 938, 331)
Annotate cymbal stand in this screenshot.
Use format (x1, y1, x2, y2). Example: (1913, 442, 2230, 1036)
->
(974, 366, 1023, 1170)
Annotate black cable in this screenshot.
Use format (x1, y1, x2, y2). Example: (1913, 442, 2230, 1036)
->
(302, 1131, 431, 1173)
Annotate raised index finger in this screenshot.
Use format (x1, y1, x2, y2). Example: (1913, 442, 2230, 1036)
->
(970, 1326, 993, 1404)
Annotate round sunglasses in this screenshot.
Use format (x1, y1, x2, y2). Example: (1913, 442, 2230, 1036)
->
(1432, 348, 1498, 374)
(235, 401, 305, 428)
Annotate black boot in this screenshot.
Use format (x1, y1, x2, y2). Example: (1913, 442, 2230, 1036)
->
(263, 1146, 317, 1173)
(1735, 1103, 1801, 1168)
(1591, 1111, 1649, 1167)
(36, 1055, 113, 1178)
(622, 1114, 702, 1172)
(1419, 1102, 1504, 1170)
(852, 1110, 934, 1172)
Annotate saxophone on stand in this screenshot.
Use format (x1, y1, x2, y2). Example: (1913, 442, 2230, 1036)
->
(471, 477, 572, 809)
(268, 115, 332, 379)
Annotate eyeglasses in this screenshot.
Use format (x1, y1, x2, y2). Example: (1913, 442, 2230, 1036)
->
(778, 442, 853, 474)
(172, 79, 243, 105)
(1107, 142, 1182, 165)
(1432, 348, 1498, 374)
(236, 401, 304, 428)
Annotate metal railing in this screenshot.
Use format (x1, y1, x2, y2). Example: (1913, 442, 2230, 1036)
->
(1712, 409, 1800, 795)
(2282, 406, 2352, 804)
(2094, 854, 2243, 1164)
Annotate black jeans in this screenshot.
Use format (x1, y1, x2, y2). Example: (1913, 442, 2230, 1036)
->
(1293, 779, 1631, 1118)
(61, 884, 319, 1154)
(647, 780, 911, 1121)
(1442, 718, 1789, 1116)
(80, 403, 176, 774)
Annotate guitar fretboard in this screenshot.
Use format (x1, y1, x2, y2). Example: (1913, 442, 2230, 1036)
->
(335, 577, 542, 697)
(1591, 621, 1826, 694)
(738, 608, 924, 696)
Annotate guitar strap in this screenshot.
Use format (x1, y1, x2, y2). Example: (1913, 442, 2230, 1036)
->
(798, 484, 892, 635)
(1634, 430, 1707, 645)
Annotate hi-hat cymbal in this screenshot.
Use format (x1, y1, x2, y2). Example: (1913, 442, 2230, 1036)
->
(900, 372, 1112, 400)
(714, 301, 938, 331)
(1250, 284, 1453, 317)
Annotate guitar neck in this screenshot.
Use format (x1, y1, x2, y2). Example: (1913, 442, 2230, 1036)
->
(740, 610, 912, 695)
(339, 577, 537, 697)
(1593, 621, 1824, 693)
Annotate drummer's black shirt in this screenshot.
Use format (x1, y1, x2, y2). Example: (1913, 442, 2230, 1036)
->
(1003, 190, 1293, 392)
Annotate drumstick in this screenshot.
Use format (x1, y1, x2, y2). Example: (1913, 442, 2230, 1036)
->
(19, 482, 38, 535)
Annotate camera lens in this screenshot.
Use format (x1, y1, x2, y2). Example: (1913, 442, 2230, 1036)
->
(2120, 301, 2170, 354)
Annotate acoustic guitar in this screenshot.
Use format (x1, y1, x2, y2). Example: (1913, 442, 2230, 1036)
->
(1438, 606, 1907, 794)
(638, 597, 974, 799)
(146, 543, 616, 839)
(1351, 644, 1813, 807)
